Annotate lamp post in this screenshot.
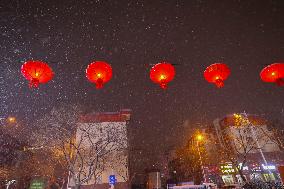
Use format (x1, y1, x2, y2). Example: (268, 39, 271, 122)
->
(196, 134, 207, 184)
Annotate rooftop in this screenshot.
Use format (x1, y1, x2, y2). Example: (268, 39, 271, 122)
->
(219, 114, 267, 127)
(79, 109, 131, 123)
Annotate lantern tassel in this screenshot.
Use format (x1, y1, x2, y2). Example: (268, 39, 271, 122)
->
(160, 80, 168, 89)
(29, 78, 39, 88)
(95, 78, 104, 89)
(215, 79, 224, 88)
(276, 78, 284, 86)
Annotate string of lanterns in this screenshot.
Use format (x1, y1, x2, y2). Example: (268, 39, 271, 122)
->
(21, 60, 284, 89)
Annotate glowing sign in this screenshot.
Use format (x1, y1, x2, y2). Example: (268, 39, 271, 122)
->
(262, 164, 276, 170)
(29, 179, 45, 189)
(220, 164, 235, 173)
(109, 175, 116, 185)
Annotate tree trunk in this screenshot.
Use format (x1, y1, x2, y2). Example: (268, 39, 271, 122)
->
(127, 181, 131, 189)
(238, 169, 247, 184)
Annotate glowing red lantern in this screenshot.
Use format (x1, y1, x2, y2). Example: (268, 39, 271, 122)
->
(204, 63, 230, 88)
(86, 61, 113, 89)
(150, 62, 175, 89)
(21, 60, 54, 88)
(260, 63, 284, 86)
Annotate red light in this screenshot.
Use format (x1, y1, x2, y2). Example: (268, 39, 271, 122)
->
(150, 62, 175, 89)
(260, 63, 284, 86)
(204, 63, 230, 88)
(86, 61, 113, 89)
(21, 60, 54, 88)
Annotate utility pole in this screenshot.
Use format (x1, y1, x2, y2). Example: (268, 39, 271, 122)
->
(196, 134, 207, 183)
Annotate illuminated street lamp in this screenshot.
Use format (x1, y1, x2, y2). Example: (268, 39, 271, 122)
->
(195, 133, 207, 183)
(196, 134, 204, 141)
(7, 116, 16, 123)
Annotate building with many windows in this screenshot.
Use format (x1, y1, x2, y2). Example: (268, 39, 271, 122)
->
(204, 113, 284, 186)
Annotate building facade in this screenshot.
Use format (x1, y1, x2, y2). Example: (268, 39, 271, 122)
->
(205, 113, 284, 185)
(68, 109, 131, 189)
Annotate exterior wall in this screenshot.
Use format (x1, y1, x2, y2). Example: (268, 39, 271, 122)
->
(206, 114, 283, 185)
(69, 110, 130, 188)
(76, 121, 128, 185)
(228, 125, 278, 153)
(213, 114, 280, 154)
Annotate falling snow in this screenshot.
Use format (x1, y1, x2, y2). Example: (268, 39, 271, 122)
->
(0, 0, 284, 188)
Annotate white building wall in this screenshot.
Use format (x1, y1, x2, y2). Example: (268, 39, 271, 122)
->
(213, 116, 280, 154)
(74, 121, 128, 185)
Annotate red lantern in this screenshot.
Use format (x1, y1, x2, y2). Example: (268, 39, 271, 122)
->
(204, 63, 230, 88)
(150, 62, 175, 89)
(86, 61, 113, 89)
(260, 63, 284, 86)
(21, 60, 54, 88)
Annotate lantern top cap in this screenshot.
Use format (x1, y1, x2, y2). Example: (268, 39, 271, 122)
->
(204, 62, 229, 70)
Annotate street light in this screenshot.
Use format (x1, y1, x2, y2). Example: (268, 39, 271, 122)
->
(196, 134, 204, 141)
(7, 116, 16, 123)
(195, 133, 207, 183)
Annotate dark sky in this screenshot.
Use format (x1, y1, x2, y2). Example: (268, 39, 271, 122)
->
(1, 0, 284, 160)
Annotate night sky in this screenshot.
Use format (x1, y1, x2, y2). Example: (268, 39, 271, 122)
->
(1, 0, 284, 162)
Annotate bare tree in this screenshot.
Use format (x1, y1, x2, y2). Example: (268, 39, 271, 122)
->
(169, 136, 204, 184)
(31, 105, 128, 189)
(31, 105, 80, 149)
(107, 149, 129, 182)
(218, 114, 269, 183)
(262, 120, 284, 152)
(66, 122, 127, 189)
